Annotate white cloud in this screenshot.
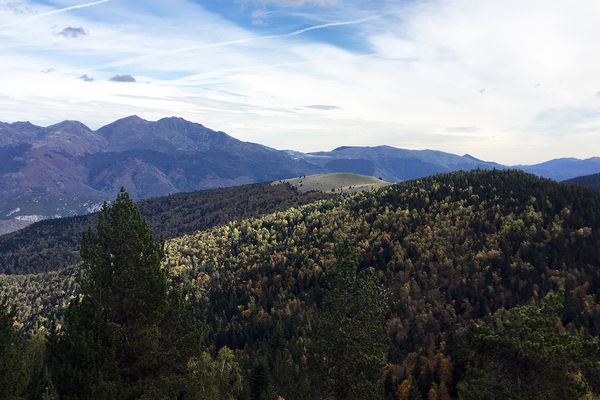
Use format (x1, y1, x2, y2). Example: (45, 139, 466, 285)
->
(243, 0, 339, 7)
(0, 0, 600, 164)
(0, 0, 109, 28)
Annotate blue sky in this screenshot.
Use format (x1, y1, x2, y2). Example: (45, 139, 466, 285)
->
(1, 0, 600, 164)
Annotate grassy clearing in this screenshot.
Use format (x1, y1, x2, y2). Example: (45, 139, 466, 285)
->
(275, 173, 391, 193)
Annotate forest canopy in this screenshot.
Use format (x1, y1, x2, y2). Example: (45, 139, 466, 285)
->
(2, 170, 600, 399)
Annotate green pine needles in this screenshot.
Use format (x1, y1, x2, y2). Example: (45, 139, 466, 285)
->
(48, 188, 241, 400)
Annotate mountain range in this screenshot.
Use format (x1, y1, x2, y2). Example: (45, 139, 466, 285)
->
(1, 115, 599, 234)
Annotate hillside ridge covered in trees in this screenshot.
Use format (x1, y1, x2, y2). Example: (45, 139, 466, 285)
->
(2, 169, 600, 399)
(0, 182, 329, 275)
(564, 172, 600, 191)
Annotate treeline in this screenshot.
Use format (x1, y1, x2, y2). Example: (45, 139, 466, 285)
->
(3, 170, 600, 399)
(0, 182, 329, 274)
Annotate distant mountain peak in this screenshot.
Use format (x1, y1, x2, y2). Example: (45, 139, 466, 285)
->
(332, 146, 356, 151)
(100, 116, 207, 134)
(121, 114, 145, 122)
(463, 153, 482, 161)
(158, 116, 194, 123)
(47, 120, 92, 131)
(331, 145, 400, 152)
(332, 145, 389, 151)
(99, 115, 147, 130)
(156, 116, 206, 130)
(9, 121, 39, 129)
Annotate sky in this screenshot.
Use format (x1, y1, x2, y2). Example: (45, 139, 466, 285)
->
(1, 0, 600, 164)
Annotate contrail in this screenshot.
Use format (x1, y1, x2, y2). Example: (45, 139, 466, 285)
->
(0, 0, 110, 29)
(77, 13, 385, 73)
(167, 52, 379, 86)
(174, 61, 317, 84)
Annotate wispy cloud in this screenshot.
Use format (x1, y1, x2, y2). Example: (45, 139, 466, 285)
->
(532, 107, 600, 135)
(251, 9, 272, 25)
(173, 61, 317, 84)
(76, 13, 385, 73)
(305, 104, 339, 110)
(252, 0, 338, 6)
(446, 127, 479, 133)
(1, 0, 600, 164)
(0, 0, 110, 29)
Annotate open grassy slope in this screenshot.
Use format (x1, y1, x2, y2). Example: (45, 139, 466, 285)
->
(275, 172, 391, 193)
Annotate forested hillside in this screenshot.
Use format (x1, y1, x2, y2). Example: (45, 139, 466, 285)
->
(564, 172, 600, 190)
(163, 169, 600, 399)
(3, 170, 600, 399)
(0, 183, 329, 275)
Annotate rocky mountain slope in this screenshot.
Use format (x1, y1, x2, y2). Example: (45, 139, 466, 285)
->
(0, 116, 321, 234)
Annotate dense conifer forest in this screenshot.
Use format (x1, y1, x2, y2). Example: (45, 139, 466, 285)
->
(0, 183, 329, 275)
(564, 173, 600, 191)
(2, 170, 600, 399)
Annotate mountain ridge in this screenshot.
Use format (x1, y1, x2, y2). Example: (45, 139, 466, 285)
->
(1, 115, 599, 234)
(0, 115, 324, 234)
(563, 172, 600, 190)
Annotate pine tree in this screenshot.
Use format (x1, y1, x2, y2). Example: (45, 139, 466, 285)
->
(457, 292, 600, 400)
(310, 245, 389, 400)
(186, 347, 243, 400)
(49, 188, 213, 399)
(249, 359, 276, 400)
(0, 296, 30, 397)
(24, 331, 58, 400)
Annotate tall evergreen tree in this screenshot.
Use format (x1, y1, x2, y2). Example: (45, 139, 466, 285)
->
(310, 245, 389, 400)
(0, 296, 30, 397)
(248, 359, 276, 400)
(49, 188, 213, 399)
